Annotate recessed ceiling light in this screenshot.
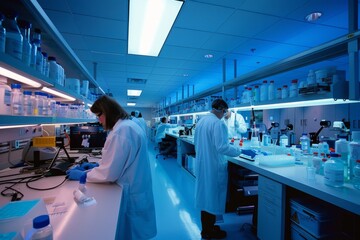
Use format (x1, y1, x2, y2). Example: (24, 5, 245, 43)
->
(127, 102, 136, 106)
(305, 12, 322, 22)
(127, 89, 142, 96)
(204, 54, 213, 59)
(128, 0, 184, 56)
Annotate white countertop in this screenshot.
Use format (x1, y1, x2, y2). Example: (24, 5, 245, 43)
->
(228, 156, 360, 215)
(0, 168, 123, 239)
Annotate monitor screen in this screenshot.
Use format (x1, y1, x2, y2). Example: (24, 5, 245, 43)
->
(70, 125, 107, 152)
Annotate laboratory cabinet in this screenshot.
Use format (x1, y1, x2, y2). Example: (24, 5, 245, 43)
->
(257, 175, 285, 240)
(227, 156, 360, 240)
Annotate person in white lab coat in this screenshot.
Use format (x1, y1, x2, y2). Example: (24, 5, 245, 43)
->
(131, 110, 147, 133)
(223, 110, 248, 138)
(194, 99, 242, 239)
(155, 117, 177, 155)
(66, 95, 157, 240)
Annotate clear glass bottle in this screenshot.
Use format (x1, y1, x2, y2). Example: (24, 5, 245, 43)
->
(3, 10, 23, 60)
(300, 133, 310, 154)
(48, 95, 56, 117)
(349, 131, 360, 180)
(324, 152, 344, 187)
(268, 80, 275, 100)
(23, 90, 33, 116)
(42, 52, 49, 77)
(318, 136, 330, 156)
(307, 69, 316, 86)
(276, 87, 282, 99)
(41, 92, 48, 116)
(34, 91, 42, 116)
(28, 215, 53, 240)
(30, 39, 39, 69)
(353, 160, 360, 190)
(289, 79, 298, 98)
(10, 83, 23, 115)
(48, 56, 58, 82)
(281, 85, 288, 99)
(0, 76, 11, 115)
(18, 19, 32, 67)
(36, 47, 43, 74)
(280, 133, 289, 147)
(253, 85, 260, 102)
(260, 80, 268, 101)
(335, 136, 349, 181)
(0, 13, 5, 53)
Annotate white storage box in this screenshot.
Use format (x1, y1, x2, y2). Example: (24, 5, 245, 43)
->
(290, 198, 338, 238)
(290, 223, 338, 240)
(0, 199, 48, 237)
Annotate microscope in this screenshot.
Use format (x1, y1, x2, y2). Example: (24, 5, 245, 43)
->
(268, 122, 280, 144)
(310, 120, 331, 144)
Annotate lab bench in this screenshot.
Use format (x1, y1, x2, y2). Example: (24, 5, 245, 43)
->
(0, 160, 125, 239)
(228, 156, 360, 239)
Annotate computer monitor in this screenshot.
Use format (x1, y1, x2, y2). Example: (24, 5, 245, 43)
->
(70, 125, 107, 152)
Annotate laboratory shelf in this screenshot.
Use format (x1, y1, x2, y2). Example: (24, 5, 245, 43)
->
(0, 115, 95, 127)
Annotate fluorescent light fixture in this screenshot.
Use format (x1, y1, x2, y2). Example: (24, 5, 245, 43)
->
(128, 0, 183, 56)
(42, 87, 76, 101)
(127, 89, 142, 96)
(127, 102, 136, 106)
(233, 98, 360, 112)
(0, 66, 42, 88)
(0, 124, 37, 130)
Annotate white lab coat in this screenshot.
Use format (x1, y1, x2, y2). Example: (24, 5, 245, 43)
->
(194, 113, 242, 214)
(87, 119, 157, 239)
(225, 112, 248, 138)
(155, 122, 176, 143)
(131, 116, 146, 133)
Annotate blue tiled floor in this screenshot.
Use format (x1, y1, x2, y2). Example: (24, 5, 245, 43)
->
(148, 142, 258, 240)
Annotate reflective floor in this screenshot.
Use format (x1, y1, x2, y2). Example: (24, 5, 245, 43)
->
(148, 142, 258, 240)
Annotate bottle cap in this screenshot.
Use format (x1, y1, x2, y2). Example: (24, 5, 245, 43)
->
(79, 173, 87, 184)
(33, 215, 50, 229)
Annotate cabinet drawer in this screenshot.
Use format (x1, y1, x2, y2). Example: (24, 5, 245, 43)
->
(258, 189, 282, 207)
(258, 175, 283, 197)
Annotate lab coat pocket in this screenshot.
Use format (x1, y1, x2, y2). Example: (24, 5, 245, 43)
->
(128, 191, 151, 213)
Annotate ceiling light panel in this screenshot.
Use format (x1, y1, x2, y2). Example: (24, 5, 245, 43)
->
(128, 0, 184, 56)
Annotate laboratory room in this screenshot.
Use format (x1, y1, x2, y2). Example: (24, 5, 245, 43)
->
(1, 0, 360, 239)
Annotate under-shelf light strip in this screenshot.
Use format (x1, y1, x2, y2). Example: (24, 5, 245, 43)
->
(42, 87, 76, 101)
(0, 66, 42, 88)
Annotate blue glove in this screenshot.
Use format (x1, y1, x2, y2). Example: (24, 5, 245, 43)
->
(80, 162, 99, 170)
(241, 149, 257, 159)
(69, 165, 85, 171)
(66, 169, 86, 181)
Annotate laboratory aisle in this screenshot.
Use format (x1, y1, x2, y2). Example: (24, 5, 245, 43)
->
(148, 142, 258, 240)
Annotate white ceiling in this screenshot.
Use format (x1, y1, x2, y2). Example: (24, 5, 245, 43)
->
(35, 0, 355, 108)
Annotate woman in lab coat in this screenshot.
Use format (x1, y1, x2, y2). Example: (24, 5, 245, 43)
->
(194, 99, 242, 239)
(67, 95, 157, 239)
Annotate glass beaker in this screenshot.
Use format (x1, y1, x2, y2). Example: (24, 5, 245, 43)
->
(250, 127, 259, 147)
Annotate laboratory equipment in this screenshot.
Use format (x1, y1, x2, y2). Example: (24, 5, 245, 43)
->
(0, 76, 11, 114)
(268, 122, 280, 144)
(27, 215, 53, 240)
(268, 80, 275, 100)
(18, 19, 32, 66)
(332, 120, 350, 136)
(11, 83, 23, 115)
(69, 125, 107, 153)
(3, 9, 23, 60)
(260, 80, 268, 101)
(353, 160, 360, 190)
(79, 173, 87, 192)
(324, 152, 344, 187)
(300, 133, 310, 153)
(310, 120, 331, 144)
(289, 79, 298, 98)
(335, 135, 350, 180)
(349, 131, 360, 180)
